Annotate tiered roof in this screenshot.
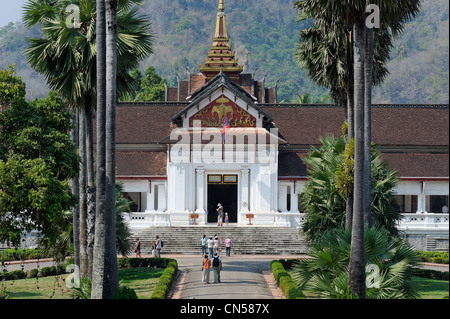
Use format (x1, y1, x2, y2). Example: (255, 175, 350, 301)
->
(199, 0, 244, 81)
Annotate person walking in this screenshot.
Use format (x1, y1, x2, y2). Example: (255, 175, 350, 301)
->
(212, 252, 222, 283)
(155, 235, 162, 257)
(134, 237, 142, 258)
(202, 255, 211, 284)
(225, 236, 232, 256)
(207, 236, 214, 258)
(216, 203, 224, 226)
(201, 234, 207, 255)
(214, 235, 220, 255)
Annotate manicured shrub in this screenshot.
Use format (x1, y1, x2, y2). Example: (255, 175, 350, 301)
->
(35, 264, 66, 277)
(28, 269, 39, 278)
(415, 251, 449, 264)
(412, 268, 449, 281)
(117, 257, 175, 269)
(150, 260, 178, 299)
(279, 276, 305, 299)
(271, 260, 305, 299)
(113, 286, 138, 299)
(2, 270, 27, 280)
(271, 261, 290, 285)
(0, 248, 49, 261)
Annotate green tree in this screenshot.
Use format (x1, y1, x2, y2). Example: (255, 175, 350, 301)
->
(23, 0, 153, 280)
(300, 134, 402, 241)
(0, 69, 79, 244)
(136, 66, 165, 101)
(124, 66, 166, 102)
(0, 65, 26, 111)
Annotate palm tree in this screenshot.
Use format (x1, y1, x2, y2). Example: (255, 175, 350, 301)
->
(291, 226, 420, 299)
(299, 135, 347, 240)
(23, 0, 153, 283)
(294, 12, 393, 233)
(105, 0, 119, 298)
(91, 0, 107, 300)
(293, 0, 421, 298)
(300, 133, 402, 242)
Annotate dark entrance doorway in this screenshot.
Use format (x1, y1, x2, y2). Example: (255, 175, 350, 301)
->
(207, 175, 238, 223)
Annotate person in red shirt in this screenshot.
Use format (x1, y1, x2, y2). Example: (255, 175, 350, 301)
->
(202, 255, 211, 284)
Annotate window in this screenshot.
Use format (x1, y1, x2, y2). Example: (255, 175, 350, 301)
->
(395, 195, 418, 213)
(123, 192, 142, 212)
(430, 195, 449, 213)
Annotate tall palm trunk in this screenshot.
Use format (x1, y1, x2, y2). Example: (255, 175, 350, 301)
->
(345, 30, 354, 231)
(91, 0, 107, 299)
(348, 18, 366, 299)
(85, 105, 96, 278)
(364, 26, 374, 228)
(105, 0, 119, 298)
(78, 108, 88, 277)
(70, 109, 80, 274)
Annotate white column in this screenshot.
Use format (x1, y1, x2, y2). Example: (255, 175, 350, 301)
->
(290, 182, 299, 213)
(240, 168, 249, 213)
(196, 168, 205, 213)
(417, 182, 427, 213)
(278, 185, 287, 212)
(158, 183, 167, 211)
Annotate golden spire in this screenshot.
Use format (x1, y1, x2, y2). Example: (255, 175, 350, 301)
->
(200, 0, 243, 81)
(214, 0, 228, 39)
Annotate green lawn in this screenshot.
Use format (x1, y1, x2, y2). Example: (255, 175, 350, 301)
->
(1, 267, 164, 299)
(412, 276, 449, 299)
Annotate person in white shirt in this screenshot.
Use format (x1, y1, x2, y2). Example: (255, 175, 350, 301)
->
(207, 236, 214, 258)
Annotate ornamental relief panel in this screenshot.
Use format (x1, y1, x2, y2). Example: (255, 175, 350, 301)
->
(189, 95, 256, 127)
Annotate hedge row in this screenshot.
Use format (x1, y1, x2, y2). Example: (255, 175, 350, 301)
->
(0, 248, 50, 262)
(150, 260, 178, 299)
(270, 260, 305, 299)
(415, 251, 449, 264)
(0, 264, 66, 281)
(118, 257, 179, 299)
(117, 257, 175, 269)
(412, 268, 449, 281)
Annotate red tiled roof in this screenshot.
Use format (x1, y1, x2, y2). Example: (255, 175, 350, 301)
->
(263, 106, 449, 147)
(115, 105, 184, 144)
(380, 152, 449, 177)
(116, 150, 167, 176)
(112, 103, 449, 178)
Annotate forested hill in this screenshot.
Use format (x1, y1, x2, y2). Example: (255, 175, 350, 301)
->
(0, 0, 448, 104)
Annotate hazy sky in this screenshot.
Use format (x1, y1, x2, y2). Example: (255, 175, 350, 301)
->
(0, 0, 27, 28)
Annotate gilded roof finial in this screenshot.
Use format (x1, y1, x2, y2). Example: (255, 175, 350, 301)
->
(219, 0, 225, 12)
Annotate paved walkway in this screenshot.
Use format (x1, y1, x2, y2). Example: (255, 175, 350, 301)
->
(165, 254, 300, 299)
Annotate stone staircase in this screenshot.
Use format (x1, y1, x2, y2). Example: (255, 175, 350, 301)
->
(132, 226, 309, 255)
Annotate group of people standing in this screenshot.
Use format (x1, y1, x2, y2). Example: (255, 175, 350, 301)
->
(201, 234, 232, 257)
(134, 235, 162, 258)
(201, 234, 232, 284)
